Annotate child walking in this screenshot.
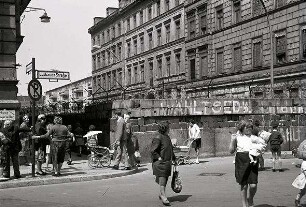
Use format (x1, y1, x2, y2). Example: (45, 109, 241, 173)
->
(292, 158, 306, 207)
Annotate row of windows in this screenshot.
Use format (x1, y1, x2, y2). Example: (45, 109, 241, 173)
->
(93, 69, 123, 92)
(92, 43, 122, 71)
(188, 28, 306, 80)
(92, 0, 181, 47)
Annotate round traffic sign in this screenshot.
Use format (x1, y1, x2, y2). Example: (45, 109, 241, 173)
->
(28, 79, 42, 101)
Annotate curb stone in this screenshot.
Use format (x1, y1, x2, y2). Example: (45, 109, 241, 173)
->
(0, 168, 147, 190)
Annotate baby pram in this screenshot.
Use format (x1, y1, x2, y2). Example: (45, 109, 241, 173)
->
(172, 138, 195, 165)
(84, 131, 115, 168)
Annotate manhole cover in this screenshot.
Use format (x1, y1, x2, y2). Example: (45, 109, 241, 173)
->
(198, 173, 225, 176)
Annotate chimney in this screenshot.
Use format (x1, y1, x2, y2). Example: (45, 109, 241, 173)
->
(106, 7, 118, 16)
(94, 17, 104, 25)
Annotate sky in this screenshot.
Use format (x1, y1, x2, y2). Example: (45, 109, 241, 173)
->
(16, 0, 118, 96)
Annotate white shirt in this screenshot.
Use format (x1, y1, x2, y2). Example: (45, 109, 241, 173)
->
(236, 133, 252, 152)
(189, 124, 201, 139)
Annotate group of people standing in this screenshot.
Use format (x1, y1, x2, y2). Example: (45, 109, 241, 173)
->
(0, 114, 86, 179)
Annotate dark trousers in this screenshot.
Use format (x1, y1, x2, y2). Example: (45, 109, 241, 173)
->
(3, 150, 20, 178)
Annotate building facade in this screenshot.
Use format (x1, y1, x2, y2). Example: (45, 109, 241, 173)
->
(88, 0, 186, 100)
(184, 0, 306, 100)
(44, 76, 92, 114)
(89, 0, 306, 101)
(0, 0, 31, 121)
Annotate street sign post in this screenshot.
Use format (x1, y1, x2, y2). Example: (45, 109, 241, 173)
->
(26, 62, 32, 75)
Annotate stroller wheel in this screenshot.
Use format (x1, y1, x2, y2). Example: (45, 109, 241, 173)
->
(177, 158, 184, 166)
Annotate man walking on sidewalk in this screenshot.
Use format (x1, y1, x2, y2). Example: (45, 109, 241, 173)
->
(112, 111, 130, 170)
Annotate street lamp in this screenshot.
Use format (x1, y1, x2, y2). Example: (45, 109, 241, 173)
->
(258, 0, 274, 98)
(24, 7, 51, 23)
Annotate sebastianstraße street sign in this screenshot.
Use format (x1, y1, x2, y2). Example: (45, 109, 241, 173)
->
(28, 79, 42, 101)
(37, 70, 70, 80)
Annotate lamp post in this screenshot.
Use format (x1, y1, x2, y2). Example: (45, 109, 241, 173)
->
(24, 7, 51, 23)
(259, 0, 274, 98)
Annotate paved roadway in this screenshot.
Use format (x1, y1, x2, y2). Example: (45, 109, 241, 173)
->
(0, 156, 302, 207)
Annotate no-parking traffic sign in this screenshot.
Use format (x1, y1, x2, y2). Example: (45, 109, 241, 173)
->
(28, 79, 42, 101)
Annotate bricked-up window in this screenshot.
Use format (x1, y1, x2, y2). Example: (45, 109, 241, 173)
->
(97, 35, 100, 46)
(157, 0, 161, 16)
(302, 27, 306, 58)
(157, 57, 162, 78)
(97, 53, 100, 68)
(216, 47, 224, 74)
(216, 6, 224, 30)
(165, 25, 170, 43)
(140, 36, 144, 52)
(253, 39, 262, 67)
(175, 0, 180, 6)
(101, 33, 105, 44)
(107, 50, 111, 65)
(106, 29, 110, 42)
(127, 67, 132, 85)
(127, 42, 131, 58)
(199, 45, 208, 77)
(157, 29, 162, 46)
(252, 0, 264, 16)
(118, 23, 121, 36)
(276, 0, 285, 8)
(140, 11, 143, 24)
(148, 6, 152, 20)
(187, 12, 196, 39)
(133, 38, 137, 55)
(133, 14, 137, 28)
(107, 72, 111, 89)
(149, 61, 154, 86)
(148, 32, 153, 49)
(118, 45, 122, 60)
(175, 53, 181, 74)
(166, 56, 171, 76)
(233, 0, 241, 24)
(140, 64, 145, 82)
(165, 0, 170, 11)
(275, 32, 287, 64)
(101, 51, 105, 67)
(112, 71, 116, 87)
(233, 44, 242, 72)
(102, 74, 106, 89)
(112, 46, 116, 63)
(118, 70, 122, 86)
(112, 26, 115, 39)
(127, 18, 130, 31)
(92, 56, 96, 71)
(134, 66, 138, 84)
(190, 59, 196, 80)
(175, 20, 181, 39)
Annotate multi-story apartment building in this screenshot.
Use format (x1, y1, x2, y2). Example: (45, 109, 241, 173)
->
(88, 0, 186, 100)
(44, 76, 92, 114)
(89, 0, 306, 101)
(0, 0, 31, 121)
(184, 0, 306, 99)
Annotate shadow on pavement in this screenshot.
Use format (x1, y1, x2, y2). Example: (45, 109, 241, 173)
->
(168, 195, 192, 202)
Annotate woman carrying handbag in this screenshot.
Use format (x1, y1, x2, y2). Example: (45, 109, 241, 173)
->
(151, 121, 176, 206)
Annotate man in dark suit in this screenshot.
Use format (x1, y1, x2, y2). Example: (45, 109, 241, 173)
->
(112, 111, 130, 170)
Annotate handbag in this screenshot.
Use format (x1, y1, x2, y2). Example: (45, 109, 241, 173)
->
(171, 164, 182, 193)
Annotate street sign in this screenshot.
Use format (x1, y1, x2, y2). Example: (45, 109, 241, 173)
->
(26, 62, 32, 74)
(36, 70, 70, 80)
(0, 109, 15, 121)
(28, 79, 42, 101)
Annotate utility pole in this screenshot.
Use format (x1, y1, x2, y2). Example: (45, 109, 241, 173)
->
(31, 58, 36, 177)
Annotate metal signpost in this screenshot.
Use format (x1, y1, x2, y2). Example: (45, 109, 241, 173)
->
(26, 58, 70, 177)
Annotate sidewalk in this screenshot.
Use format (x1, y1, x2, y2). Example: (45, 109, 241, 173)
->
(0, 153, 147, 189)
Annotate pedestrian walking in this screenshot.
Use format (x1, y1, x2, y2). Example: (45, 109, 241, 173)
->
(292, 157, 306, 207)
(229, 121, 259, 207)
(151, 121, 176, 206)
(268, 121, 284, 172)
(112, 111, 130, 170)
(0, 120, 30, 179)
(33, 116, 71, 176)
(34, 114, 48, 175)
(74, 122, 84, 157)
(19, 115, 31, 166)
(188, 119, 201, 164)
(66, 125, 75, 165)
